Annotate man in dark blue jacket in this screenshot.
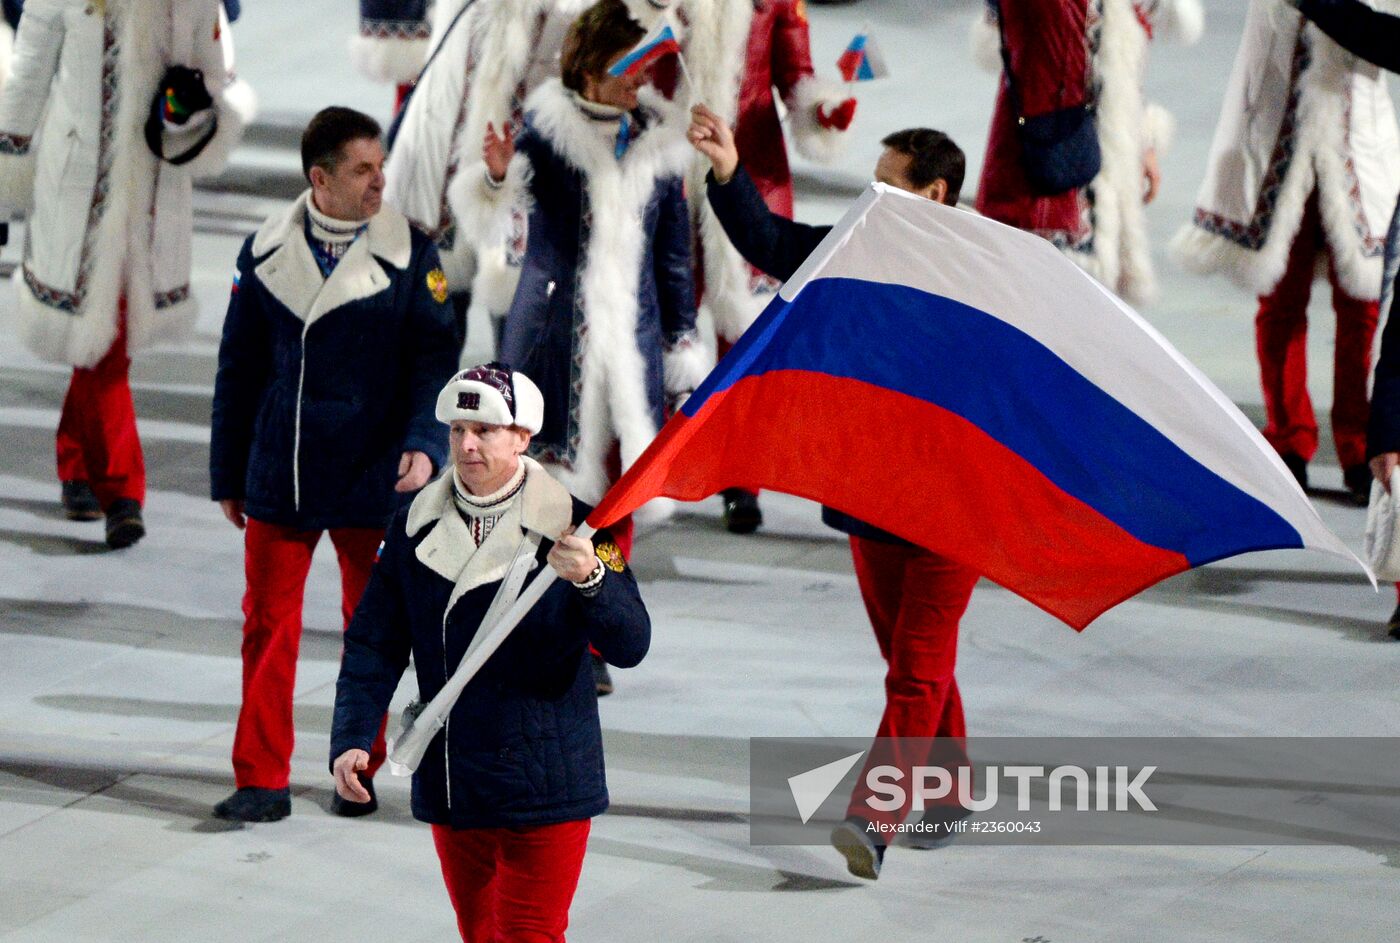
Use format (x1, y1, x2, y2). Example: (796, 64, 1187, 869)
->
(690, 104, 975, 881)
(331, 364, 649, 940)
(210, 106, 459, 823)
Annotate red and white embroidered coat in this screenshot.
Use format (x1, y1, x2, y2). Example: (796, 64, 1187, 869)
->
(1171, 0, 1400, 302)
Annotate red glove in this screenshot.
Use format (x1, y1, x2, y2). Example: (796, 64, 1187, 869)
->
(816, 98, 857, 132)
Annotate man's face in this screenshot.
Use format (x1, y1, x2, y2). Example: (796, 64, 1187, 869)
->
(450, 420, 530, 496)
(310, 137, 385, 221)
(874, 147, 948, 204)
(584, 52, 650, 111)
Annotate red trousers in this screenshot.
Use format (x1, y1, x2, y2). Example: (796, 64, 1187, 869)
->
(845, 537, 978, 829)
(232, 518, 388, 789)
(1256, 193, 1380, 469)
(432, 819, 591, 943)
(55, 310, 145, 509)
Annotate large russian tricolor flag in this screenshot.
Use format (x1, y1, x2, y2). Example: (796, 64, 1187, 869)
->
(586, 185, 1368, 629)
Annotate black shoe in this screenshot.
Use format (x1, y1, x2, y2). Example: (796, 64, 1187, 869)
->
(721, 489, 762, 534)
(1344, 464, 1372, 506)
(830, 816, 885, 880)
(1281, 454, 1308, 489)
(902, 806, 970, 850)
(213, 786, 291, 822)
(1387, 603, 1400, 641)
(330, 774, 378, 817)
(60, 481, 103, 521)
(592, 652, 614, 696)
(104, 498, 145, 549)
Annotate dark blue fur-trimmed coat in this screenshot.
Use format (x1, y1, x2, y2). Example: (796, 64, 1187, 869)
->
(209, 194, 459, 530)
(450, 80, 708, 505)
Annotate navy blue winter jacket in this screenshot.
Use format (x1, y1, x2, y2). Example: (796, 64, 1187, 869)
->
(210, 198, 460, 530)
(330, 466, 650, 828)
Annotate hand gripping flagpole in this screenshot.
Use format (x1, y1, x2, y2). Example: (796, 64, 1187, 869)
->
(387, 523, 597, 775)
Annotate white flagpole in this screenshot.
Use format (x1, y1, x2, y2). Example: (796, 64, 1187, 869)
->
(387, 522, 598, 774)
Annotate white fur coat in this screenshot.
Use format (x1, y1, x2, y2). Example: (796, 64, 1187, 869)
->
(384, 0, 584, 306)
(0, 0, 254, 367)
(1171, 0, 1400, 300)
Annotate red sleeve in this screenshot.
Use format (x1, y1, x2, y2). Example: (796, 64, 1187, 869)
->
(769, 0, 816, 101)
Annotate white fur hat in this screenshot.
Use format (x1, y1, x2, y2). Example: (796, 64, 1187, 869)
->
(435, 363, 544, 434)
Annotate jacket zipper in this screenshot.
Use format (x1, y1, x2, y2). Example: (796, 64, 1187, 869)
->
(442, 606, 452, 810)
(293, 320, 309, 512)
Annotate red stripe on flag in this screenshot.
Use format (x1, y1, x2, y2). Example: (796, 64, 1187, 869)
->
(617, 39, 680, 76)
(588, 370, 1190, 629)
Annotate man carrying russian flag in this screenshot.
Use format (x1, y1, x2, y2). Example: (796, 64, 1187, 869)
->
(674, 102, 1367, 879)
(689, 103, 979, 880)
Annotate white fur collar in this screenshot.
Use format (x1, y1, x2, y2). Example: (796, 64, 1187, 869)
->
(523, 80, 691, 183)
(407, 455, 574, 541)
(253, 190, 410, 266)
(407, 456, 575, 600)
(251, 191, 412, 326)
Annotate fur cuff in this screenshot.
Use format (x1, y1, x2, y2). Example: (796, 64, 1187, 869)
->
(448, 153, 533, 255)
(968, 9, 1002, 73)
(1142, 102, 1174, 157)
(1155, 0, 1205, 46)
(1168, 223, 1277, 295)
(470, 244, 523, 318)
(663, 337, 711, 395)
(348, 33, 430, 84)
(0, 148, 36, 216)
(183, 78, 257, 180)
(789, 76, 853, 166)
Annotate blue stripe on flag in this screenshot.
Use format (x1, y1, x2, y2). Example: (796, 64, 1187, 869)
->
(609, 23, 676, 76)
(684, 277, 1302, 564)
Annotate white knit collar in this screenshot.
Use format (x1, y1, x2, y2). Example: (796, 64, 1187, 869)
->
(570, 90, 627, 123)
(306, 196, 368, 245)
(452, 461, 526, 517)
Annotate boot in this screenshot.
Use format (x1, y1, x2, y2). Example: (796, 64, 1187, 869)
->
(60, 481, 103, 521)
(104, 498, 145, 549)
(213, 786, 291, 823)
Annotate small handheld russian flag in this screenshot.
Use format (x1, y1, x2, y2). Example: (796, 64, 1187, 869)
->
(608, 19, 681, 77)
(837, 31, 889, 83)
